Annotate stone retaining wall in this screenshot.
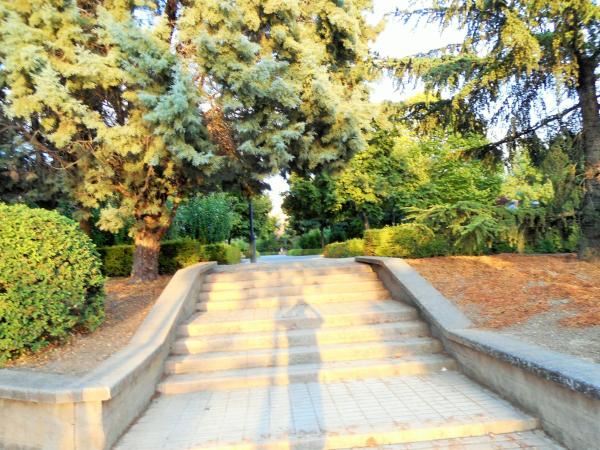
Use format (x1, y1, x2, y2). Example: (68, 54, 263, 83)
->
(357, 256, 600, 450)
(0, 262, 216, 450)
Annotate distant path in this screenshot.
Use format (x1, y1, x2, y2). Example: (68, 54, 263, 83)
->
(260, 254, 323, 263)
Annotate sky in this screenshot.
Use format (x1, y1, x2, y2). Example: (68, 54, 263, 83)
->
(267, 0, 465, 223)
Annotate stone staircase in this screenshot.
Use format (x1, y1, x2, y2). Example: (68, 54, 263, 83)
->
(116, 260, 562, 449)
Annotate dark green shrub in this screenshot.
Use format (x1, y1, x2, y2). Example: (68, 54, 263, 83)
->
(201, 243, 242, 264)
(287, 248, 323, 256)
(159, 240, 203, 274)
(324, 239, 365, 258)
(298, 230, 322, 249)
(98, 245, 134, 277)
(0, 204, 105, 363)
(364, 224, 450, 258)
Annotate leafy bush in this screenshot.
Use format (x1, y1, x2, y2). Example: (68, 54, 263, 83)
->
(298, 229, 323, 249)
(0, 204, 105, 363)
(159, 240, 203, 274)
(201, 243, 242, 264)
(98, 245, 134, 277)
(324, 239, 365, 258)
(287, 248, 323, 256)
(364, 223, 449, 258)
(230, 238, 251, 257)
(101, 242, 202, 276)
(408, 201, 503, 255)
(168, 193, 236, 243)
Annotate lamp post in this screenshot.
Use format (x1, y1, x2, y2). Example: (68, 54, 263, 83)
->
(248, 197, 257, 263)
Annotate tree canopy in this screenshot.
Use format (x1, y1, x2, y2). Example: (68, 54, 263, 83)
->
(0, 0, 376, 279)
(389, 0, 600, 259)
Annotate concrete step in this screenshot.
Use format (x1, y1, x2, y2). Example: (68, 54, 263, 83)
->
(166, 338, 443, 374)
(197, 290, 391, 311)
(181, 420, 542, 450)
(158, 355, 457, 394)
(201, 271, 380, 292)
(204, 264, 373, 283)
(198, 280, 386, 302)
(179, 301, 419, 337)
(173, 321, 432, 355)
(342, 431, 562, 449)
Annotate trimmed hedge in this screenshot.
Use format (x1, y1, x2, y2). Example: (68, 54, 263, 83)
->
(99, 241, 241, 277)
(0, 204, 105, 363)
(324, 239, 364, 258)
(201, 243, 242, 265)
(159, 240, 203, 274)
(364, 224, 450, 258)
(287, 248, 323, 256)
(97, 245, 133, 277)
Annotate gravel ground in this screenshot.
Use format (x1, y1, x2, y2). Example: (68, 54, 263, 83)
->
(5, 276, 170, 375)
(501, 309, 600, 363)
(407, 254, 600, 364)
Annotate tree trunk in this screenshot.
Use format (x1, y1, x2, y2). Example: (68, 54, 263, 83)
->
(79, 217, 92, 237)
(575, 53, 600, 261)
(362, 211, 370, 230)
(131, 229, 162, 282)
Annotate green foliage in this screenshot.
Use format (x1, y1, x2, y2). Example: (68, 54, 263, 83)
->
(230, 239, 251, 258)
(97, 245, 134, 277)
(99, 239, 241, 275)
(390, 0, 599, 258)
(201, 243, 241, 265)
(287, 248, 323, 256)
(159, 240, 203, 274)
(0, 0, 375, 279)
(324, 239, 365, 258)
(283, 174, 339, 242)
(364, 223, 448, 258)
(297, 230, 324, 249)
(230, 195, 274, 242)
(408, 201, 504, 255)
(0, 204, 105, 363)
(501, 151, 554, 204)
(169, 194, 236, 244)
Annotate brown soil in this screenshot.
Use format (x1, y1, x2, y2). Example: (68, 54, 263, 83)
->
(406, 254, 600, 363)
(5, 276, 170, 375)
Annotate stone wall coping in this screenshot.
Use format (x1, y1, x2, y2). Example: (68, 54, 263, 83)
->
(0, 261, 217, 404)
(356, 256, 600, 400)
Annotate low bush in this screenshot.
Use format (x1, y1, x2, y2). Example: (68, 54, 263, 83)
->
(298, 230, 323, 249)
(201, 243, 242, 264)
(0, 204, 105, 363)
(98, 245, 134, 277)
(287, 248, 323, 256)
(159, 240, 203, 274)
(364, 224, 450, 258)
(99, 240, 241, 276)
(230, 238, 251, 258)
(324, 239, 365, 258)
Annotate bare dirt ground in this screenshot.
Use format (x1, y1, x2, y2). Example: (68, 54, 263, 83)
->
(6, 276, 170, 375)
(406, 254, 600, 363)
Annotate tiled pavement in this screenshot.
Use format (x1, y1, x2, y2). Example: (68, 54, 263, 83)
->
(115, 373, 556, 449)
(114, 261, 564, 449)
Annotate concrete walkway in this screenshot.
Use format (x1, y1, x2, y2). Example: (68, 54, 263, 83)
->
(115, 260, 562, 449)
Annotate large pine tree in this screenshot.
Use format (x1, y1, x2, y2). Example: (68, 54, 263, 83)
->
(0, 0, 376, 280)
(390, 0, 600, 260)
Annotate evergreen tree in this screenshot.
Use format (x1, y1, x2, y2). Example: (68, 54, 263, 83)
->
(0, 0, 375, 280)
(390, 0, 600, 260)
(282, 174, 339, 247)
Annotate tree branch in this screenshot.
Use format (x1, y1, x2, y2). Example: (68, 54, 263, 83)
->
(469, 102, 582, 154)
